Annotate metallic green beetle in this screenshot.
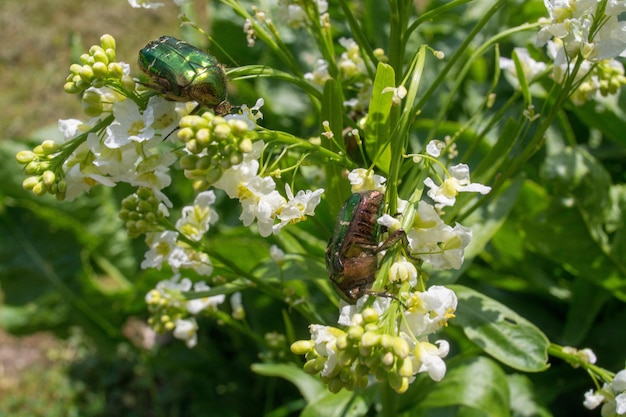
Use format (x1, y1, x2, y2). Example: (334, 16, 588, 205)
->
(326, 190, 406, 303)
(138, 36, 230, 115)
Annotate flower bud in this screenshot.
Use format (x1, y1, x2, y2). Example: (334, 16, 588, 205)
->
(100, 34, 116, 52)
(290, 340, 314, 355)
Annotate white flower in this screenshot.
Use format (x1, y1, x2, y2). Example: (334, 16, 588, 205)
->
(225, 98, 264, 129)
(270, 245, 286, 264)
(389, 258, 418, 286)
(406, 201, 472, 270)
(213, 141, 264, 198)
(168, 247, 213, 276)
(382, 85, 407, 106)
(230, 292, 245, 320)
(176, 190, 219, 241)
(425, 163, 491, 207)
(338, 295, 391, 326)
(584, 389, 606, 410)
(304, 59, 331, 86)
(173, 318, 199, 348)
(238, 176, 285, 237)
(338, 38, 366, 78)
(426, 140, 446, 157)
(348, 168, 387, 192)
(309, 324, 343, 377)
(141, 231, 179, 270)
(277, 1, 308, 29)
(274, 185, 324, 232)
(410, 340, 450, 381)
(402, 286, 457, 338)
(500, 48, 547, 87)
(537, 0, 626, 61)
(378, 213, 402, 232)
(186, 281, 225, 314)
(128, 0, 164, 8)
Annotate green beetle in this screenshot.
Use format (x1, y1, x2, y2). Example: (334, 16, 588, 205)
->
(138, 36, 230, 115)
(326, 190, 406, 303)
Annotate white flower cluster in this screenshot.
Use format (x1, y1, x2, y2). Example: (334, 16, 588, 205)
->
(515, 0, 626, 105)
(145, 274, 227, 348)
(584, 369, 626, 416)
(292, 160, 488, 392)
(213, 140, 324, 237)
(59, 93, 183, 203)
(537, 0, 626, 62)
(276, 0, 328, 29)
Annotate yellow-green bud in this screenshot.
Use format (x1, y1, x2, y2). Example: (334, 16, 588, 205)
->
(361, 331, 380, 348)
(91, 62, 108, 79)
(108, 62, 124, 79)
(213, 123, 231, 140)
(100, 34, 116, 51)
(79, 65, 95, 82)
(22, 176, 39, 190)
(336, 333, 348, 350)
(229, 119, 249, 136)
(89, 45, 104, 57)
(382, 351, 394, 367)
(57, 180, 67, 194)
(64, 82, 80, 94)
(239, 138, 253, 153)
(362, 307, 379, 324)
(32, 181, 48, 196)
(327, 378, 344, 394)
(347, 325, 364, 341)
(92, 49, 109, 65)
(397, 357, 413, 378)
(121, 75, 136, 91)
(177, 127, 195, 142)
(69, 63, 82, 75)
(392, 337, 409, 358)
(42, 170, 56, 186)
(79, 53, 92, 65)
(16, 150, 36, 164)
(380, 334, 392, 349)
(364, 323, 379, 333)
(195, 128, 211, 146)
(388, 372, 404, 393)
(179, 154, 197, 170)
(24, 162, 40, 176)
(290, 340, 314, 355)
(303, 357, 325, 374)
(41, 140, 59, 154)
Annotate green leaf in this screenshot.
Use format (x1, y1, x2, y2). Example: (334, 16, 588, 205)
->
(252, 363, 326, 403)
(301, 389, 371, 417)
(532, 147, 626, 300)
(365, 62, 395, 171)
(404, 357, 510, 417)
(507, 374, 552, 417)
(254, 363, 373, 417)
(450, 285, 550, 372)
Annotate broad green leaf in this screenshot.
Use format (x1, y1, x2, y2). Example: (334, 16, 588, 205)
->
(364, 62, 395, 171)
(507, 374, 552, 417)
(301, 388, 371, 417)
(253, 363, 371, 417)
(403, 356, 509, 417)
(531, 147, 626, 300)
(252, 363, 326, 403)
(450, 285, 550, 372)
